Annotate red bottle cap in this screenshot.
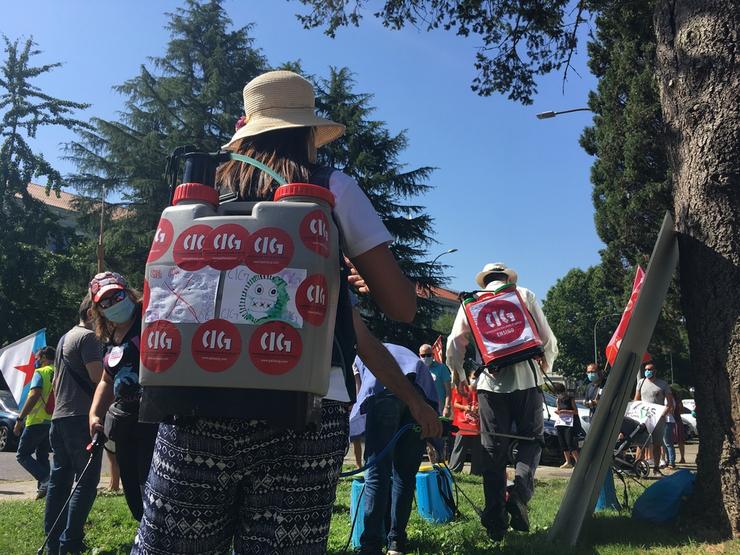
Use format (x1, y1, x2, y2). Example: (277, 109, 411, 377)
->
(172, 183, 219, 206)
(273, 183, 335, 208)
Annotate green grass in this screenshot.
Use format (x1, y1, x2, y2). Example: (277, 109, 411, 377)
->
(1, 477, 737, 554)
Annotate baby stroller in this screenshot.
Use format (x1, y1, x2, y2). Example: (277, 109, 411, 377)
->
(613, 416, 652, 478)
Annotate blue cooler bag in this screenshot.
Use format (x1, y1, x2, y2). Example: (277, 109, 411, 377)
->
(416, 465, 455, 523)
(632, 469, 695, 523)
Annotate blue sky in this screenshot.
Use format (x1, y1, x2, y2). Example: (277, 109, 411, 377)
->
(3, 1, 603, 299)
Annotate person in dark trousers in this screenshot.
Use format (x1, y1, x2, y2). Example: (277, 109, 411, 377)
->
(44, 294, 104, 555)
(446, 262, 558, 542)
(583, 362, 604, 419)
(14, 346, 55, 499)
(88, 271, 158, 521)
(353, 343, 438, 555)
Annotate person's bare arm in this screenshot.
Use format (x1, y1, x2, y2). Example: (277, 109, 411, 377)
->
(665, 390, 675, 415)
(352, 309, 440, 438)
(443, 381, 452, 417)
(350, 245, 416, 322)
(85, 360, 104, 384)
(13, 388, 42, 435)
(89, 372, 114, 438)
(354, 372, 362, 396)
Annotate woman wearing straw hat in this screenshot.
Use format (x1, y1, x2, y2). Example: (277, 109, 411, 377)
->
(133, 70, 428, 555)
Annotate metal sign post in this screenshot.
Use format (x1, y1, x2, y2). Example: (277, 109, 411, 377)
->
(548, 212, 679, 545)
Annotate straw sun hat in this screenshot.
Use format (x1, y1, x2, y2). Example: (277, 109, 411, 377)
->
(475, 262, 518, 289)
(222, 70, 345, 149)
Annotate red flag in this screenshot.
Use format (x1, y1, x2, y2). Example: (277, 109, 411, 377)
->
(432, 335, 444, 363)
(605, 266, 651, 366)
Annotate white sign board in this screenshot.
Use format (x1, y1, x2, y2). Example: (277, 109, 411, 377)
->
(625, 400, 665, 433)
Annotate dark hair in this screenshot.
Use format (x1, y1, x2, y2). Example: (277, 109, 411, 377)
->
(217, 127, 316, 200)
(36, 346, 56, 362)
(79, 292, 93, 322)
(483, 272, 508, 287)
(552, 382, 566, 395)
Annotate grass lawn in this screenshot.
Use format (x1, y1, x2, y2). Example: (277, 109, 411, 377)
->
(1, 474, 737, 554)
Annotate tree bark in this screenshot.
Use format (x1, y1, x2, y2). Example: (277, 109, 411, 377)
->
(654, 0, 740, 538)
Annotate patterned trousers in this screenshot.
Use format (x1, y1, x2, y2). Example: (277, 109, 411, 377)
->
(132, 401, 348, 554)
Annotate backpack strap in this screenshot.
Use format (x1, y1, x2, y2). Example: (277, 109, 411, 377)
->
(309, 166, 358, 403)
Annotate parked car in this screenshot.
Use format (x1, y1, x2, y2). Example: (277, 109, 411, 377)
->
(0, 390, 20, 452)
(509, 392, 591, 466)
(681, 399, 698, 439)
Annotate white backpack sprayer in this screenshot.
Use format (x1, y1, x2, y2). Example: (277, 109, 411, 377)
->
(138, 147, 348, 429)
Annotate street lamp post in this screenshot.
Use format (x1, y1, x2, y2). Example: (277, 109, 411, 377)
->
(536, 107, 591, 119)
(429, 248, 458, 266)
(593, 313, 622, 366)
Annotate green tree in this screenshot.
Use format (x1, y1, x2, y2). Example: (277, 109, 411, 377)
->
(291, 0, 740, 536)
(66, 0, 268, 284)
(542, 266, 612, 378)
(315, 67, 442, 347)
(579, 2, 688, 381)
(0, 36, 91, 346)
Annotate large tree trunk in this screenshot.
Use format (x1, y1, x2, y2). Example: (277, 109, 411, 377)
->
(654, 0, 740, 538)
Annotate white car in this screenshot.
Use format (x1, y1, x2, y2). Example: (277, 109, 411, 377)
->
(681, 399, 698, 439)
(542, 392, 591, 433)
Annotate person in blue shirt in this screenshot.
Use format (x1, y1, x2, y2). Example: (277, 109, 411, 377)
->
(352, 344, 439, 555)
(418, 344, 452, 417)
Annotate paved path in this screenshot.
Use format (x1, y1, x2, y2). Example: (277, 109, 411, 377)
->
(0, 442, 698, 502)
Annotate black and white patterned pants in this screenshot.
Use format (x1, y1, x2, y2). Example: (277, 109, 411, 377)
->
(132, 401, 349, 554)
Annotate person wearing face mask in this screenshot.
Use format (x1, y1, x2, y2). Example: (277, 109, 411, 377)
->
(418, 344, 451, 417)
(419, 344, 452, 462)
(634, 363, 674, 475)
(583, 363, 604, 418)
(87, 271, 158, 521)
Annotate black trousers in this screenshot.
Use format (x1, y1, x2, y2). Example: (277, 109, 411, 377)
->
(478, 387, 543, 529)
(448, 434, 483, 474)
(116, 422, 159, 521)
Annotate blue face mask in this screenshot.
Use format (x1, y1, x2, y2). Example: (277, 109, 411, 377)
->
(102, 295, 136, 324)
(644, 370, 654, 379)
(587, 372, 598, 382)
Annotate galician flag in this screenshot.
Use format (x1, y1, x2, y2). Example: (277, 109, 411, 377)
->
(0, 329, 47, 409)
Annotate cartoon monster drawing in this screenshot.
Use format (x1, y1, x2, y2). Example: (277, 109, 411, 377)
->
(238, 274, 289, 324)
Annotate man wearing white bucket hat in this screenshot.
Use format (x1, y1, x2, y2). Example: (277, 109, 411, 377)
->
(133, 70, 439, 555)
(446, 262, 558, 542)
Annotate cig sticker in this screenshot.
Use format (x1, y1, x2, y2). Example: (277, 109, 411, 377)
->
(192, 319, 241, 372)
(148, 218, 174, 262)
(296, 274, 328, 326)
(300, 210, 330, 258)
(248, 322, 302, 375)
(140, 320, 181, 373)
(244, 227, 294, 275)
(173, 224, 211, 271)
(203, 224, 249, 271)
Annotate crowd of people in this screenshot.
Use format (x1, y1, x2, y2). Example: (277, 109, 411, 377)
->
(8, 69, 691, 554)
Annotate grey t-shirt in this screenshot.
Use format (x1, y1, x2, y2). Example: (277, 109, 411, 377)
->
(636, 377, 671, 406)
(52, 325, 103, 419)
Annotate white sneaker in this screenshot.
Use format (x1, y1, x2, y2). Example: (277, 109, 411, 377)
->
(659, 460, 667, 468)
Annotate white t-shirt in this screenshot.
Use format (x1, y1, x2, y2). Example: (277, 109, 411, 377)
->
(324, 170, 393, 402)
(328, 171, 393, 257)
